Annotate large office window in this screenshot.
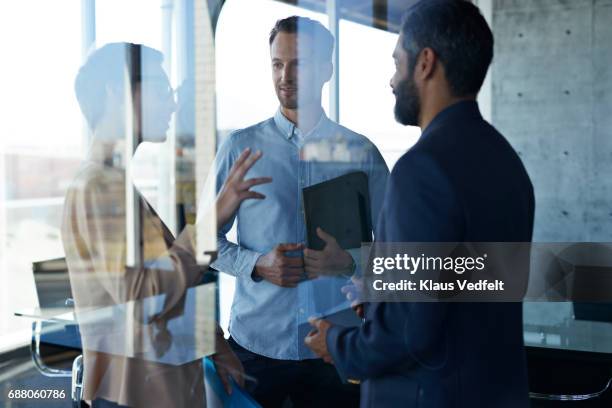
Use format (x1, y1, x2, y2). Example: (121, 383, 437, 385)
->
(0, 0, 82, 352)
(0, 0, 203, 354)
(96, 0, 174, 227)
(339, 18, 420, 168)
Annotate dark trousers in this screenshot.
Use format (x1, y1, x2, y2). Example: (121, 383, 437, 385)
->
(228, 337, 359, 408)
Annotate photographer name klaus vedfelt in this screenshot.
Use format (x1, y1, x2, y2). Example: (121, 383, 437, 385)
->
(373, 279, 505, 292)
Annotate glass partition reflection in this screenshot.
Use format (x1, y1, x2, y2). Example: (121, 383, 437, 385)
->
(61, 41, 212, 406)
(1, 1, 224, 407)
(213, 0, 389, 368)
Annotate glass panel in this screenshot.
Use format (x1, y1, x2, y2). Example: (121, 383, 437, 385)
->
(215, 0, 332, 336)
(95, 0, 169, 226)
(0, 0, 82, 352)
(339, 19, 419, 169)
(1, 1, 220, 406)
(213, 0, 389, 367)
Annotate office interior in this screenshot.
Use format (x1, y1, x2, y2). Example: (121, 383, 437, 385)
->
(0, 0, 611, 406)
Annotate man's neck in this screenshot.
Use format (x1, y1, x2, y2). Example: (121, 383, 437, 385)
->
(419, 95, 476, 130)
(281, 105, 324, 135)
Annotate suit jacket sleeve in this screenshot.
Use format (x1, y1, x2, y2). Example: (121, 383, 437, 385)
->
(327, 150, 463, 381)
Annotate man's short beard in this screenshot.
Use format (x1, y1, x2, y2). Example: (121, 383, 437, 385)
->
(280, 98, 298, 110)
(394, 73, 420, 127)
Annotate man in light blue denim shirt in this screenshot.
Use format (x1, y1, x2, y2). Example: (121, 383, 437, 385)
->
(210, 16, 388, 407)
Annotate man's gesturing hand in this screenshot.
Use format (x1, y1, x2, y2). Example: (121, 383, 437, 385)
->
(254, 243, 305, 287)
(303, 227, 354, 279)
(216, 148, 272, 227)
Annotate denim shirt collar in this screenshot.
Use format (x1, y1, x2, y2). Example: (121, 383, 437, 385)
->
(273, 107, 332, 142)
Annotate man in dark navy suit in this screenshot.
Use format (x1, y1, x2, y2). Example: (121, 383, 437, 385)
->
(305, 1, 535, 407)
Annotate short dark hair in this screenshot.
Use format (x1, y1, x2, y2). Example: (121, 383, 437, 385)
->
(269, 16, 334, 62)
(401, 0, 493, 97)
(74, 42, 163, 130)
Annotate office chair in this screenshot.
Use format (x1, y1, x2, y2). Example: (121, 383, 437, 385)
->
(30, 258, 84, 407)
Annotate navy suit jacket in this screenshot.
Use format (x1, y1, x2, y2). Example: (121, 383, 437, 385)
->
(326, 101, 535, 408)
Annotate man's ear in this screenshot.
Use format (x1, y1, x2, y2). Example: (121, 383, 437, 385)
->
(415, 47, 437, 82)
(321, 61, 333, 83)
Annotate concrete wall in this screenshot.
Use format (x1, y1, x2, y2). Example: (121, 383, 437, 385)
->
(491, 0, 612, 241)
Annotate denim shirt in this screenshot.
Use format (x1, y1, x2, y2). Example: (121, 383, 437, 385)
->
(210, 109, 389, 360)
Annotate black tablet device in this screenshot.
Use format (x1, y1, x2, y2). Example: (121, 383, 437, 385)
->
(302, 171, 372, 250)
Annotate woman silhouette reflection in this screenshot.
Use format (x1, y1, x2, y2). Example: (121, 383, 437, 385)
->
(62, 43, 270, 408)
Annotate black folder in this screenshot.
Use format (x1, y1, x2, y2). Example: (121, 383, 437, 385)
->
(302, 171, 372, 250)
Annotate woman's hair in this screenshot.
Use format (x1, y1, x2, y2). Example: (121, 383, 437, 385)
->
(74, 42, 163, 130)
